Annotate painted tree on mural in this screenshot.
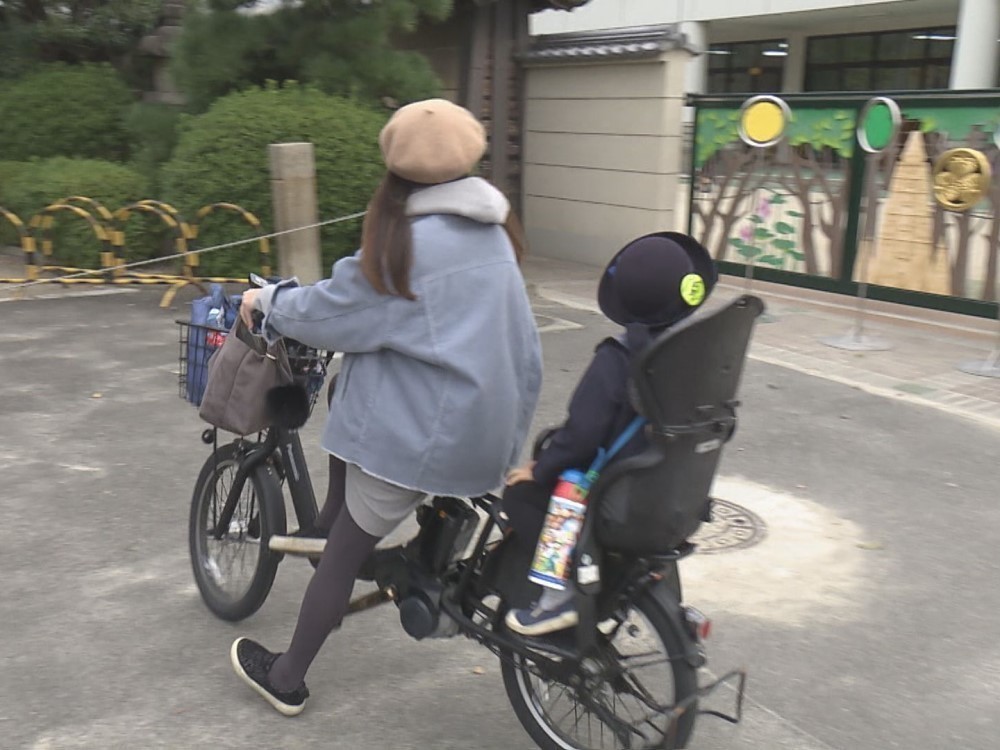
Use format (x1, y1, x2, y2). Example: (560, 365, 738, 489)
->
(916, 120, 1000, 301)
(692, 107, 856, 277)
(690, 109, 757, 261)
(776, 109, 855, 276)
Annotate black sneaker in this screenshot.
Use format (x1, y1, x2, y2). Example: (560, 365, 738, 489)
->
(230, 637, 309, 716)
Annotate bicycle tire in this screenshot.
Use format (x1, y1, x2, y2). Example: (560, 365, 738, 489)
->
(189, 441, 286, 621)
(501, 586, 698, 750)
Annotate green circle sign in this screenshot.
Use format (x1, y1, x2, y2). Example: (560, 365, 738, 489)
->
(858, 97, 901, 154)
(864, 104, 895, 150)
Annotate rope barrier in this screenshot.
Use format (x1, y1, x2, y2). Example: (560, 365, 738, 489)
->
(0, 210, 367, 297)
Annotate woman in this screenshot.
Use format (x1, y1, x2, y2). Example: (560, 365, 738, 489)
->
(231, 99, 543, 716)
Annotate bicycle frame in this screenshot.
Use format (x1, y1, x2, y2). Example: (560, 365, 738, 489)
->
(209, 425, 319, 540)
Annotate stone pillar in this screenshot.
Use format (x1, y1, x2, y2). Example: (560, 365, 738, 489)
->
(269, 143, 323, 284)
(950, 0, 1000, 89)
(782, 32, 807, 93)
(138, 0, 186, 105)
(681, 21, 708, 123)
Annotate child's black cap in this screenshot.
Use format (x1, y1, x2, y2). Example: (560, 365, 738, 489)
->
(597, 232, 717, 327)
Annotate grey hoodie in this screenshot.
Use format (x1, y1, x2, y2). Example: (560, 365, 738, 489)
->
(257, 177, 543, 496)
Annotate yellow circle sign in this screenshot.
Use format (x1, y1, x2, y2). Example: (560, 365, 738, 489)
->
(680, 274, 706, 307)
(738, 96, 790, 148)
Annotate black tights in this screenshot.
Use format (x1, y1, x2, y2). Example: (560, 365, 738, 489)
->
(267, 380, 382, 692)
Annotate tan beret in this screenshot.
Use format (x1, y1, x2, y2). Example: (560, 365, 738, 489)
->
(379, 99, 487, 185)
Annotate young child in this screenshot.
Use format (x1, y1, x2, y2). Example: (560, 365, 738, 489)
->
(503, 231, 717, 636)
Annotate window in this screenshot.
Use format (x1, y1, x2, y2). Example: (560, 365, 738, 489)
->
(707, 39, 787, 94)
(804, 27, 956, 92)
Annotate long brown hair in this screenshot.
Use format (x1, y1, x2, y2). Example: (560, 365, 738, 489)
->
(361, 172, 528, 299)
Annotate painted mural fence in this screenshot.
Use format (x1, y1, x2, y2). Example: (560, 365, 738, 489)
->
(688, 91, 1000, 317)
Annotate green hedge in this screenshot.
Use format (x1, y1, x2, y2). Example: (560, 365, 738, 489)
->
(0, 63, 134, 162)
(0, 158, 152, 269)
(125, 102, 183, 195)
(162, 83, 387, 278)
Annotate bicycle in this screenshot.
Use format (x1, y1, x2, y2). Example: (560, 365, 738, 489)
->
(177, 311, 331, 621)
(176, 289, 762, 750)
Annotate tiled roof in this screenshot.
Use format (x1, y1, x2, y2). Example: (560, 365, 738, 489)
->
(522, 24, 691, 63)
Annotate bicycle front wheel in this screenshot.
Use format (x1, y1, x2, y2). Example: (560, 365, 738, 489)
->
(189, 440, 286, 621)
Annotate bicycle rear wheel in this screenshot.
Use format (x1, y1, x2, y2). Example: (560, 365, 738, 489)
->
(189, 440, 286, 621)
(501, 587, 698, 750)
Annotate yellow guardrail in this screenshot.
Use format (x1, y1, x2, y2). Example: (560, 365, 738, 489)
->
(0, 197, 277, 307)
(29, 203, 114, 284)
(193, 202, 272, 280)
(0, 205, 34, 283)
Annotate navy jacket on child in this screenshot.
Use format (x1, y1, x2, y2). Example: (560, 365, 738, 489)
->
(532, 325, 656, 488)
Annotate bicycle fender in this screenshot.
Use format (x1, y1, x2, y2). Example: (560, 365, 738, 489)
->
(645, 580, 707, 670)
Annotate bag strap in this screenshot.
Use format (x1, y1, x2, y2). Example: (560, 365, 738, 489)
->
(583, 415, 647, 485)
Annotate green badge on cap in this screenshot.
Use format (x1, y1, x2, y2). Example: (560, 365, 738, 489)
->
(680, 274, 706, 307)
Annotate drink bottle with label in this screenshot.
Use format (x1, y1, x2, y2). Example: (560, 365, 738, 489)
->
(527, 469, 592, 590)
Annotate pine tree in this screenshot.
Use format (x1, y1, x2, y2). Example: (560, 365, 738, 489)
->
(170, 0, 455, 112)
(0, 0, 161, 80)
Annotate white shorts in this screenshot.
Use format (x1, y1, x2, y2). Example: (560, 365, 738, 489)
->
(344, 462, 427, 537)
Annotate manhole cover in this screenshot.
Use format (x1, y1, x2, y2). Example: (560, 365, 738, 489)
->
(690, 498, 767, 554)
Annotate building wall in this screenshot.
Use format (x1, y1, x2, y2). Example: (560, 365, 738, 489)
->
(522, 52, 689, 266)
(707, 12, 959, 44)
(531, 0, 979, 93)
(532, 0, 919, 34)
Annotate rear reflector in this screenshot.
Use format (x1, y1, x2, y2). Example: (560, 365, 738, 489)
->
(684, 606, 712, 641)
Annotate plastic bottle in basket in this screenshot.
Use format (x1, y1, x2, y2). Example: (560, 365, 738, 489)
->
(528, 469, 592, 590)
(205, 307, 226, 348)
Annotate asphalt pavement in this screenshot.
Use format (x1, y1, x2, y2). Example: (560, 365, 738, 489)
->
(1, 268, 998, 750)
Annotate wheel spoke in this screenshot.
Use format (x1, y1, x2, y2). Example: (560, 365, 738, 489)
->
(619, 655, 673, 671)
(553, 698, 580, 728)
(197, 456, 264, 602)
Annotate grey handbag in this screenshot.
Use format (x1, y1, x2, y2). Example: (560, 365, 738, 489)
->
(198, 317, 294, 435)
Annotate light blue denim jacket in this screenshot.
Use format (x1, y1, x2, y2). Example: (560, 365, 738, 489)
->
(256, 177, 542, 496)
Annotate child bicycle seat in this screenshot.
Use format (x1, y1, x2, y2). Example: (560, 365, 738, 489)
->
(587, 294, 765, 556)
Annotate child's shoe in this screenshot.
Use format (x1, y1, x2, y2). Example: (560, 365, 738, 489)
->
(505, 599, 579, 636)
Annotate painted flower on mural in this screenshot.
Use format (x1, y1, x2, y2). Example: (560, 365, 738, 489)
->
(728, 192, 805, 269)
(758, 195, 772, 222)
